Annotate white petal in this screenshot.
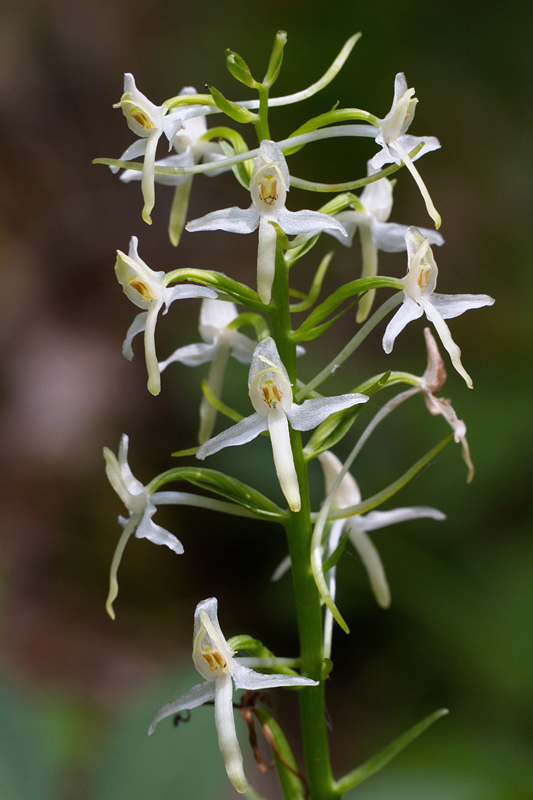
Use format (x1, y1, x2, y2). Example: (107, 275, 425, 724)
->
(348, 527, 391, 608)
(144, 303, 162, 395)
(196, 414, 267, 459)
(159, 341, 219, 371)
(148, 681, 216, 734)
(199, 298, 239, 341)
(288, 394, 368, 431)
(271, 553, 292, 582)
(277, 208, 348, 237)
(186, 205, 259, 234)
(163, 284, 216, 311)
(257, 216, 277, 304)
(318, 450, 361, 507)
(215, 673, 247, 793)
(232, 662, 318, 690)
(422, 300, 473, 388)
(382, 298, 424, 354)
(430, 292, 495, 320)
(360, 506, 446, 531)
(135, 505, 184, 554)
(267, 406, 301, 512)
(122, 311, 147, 360)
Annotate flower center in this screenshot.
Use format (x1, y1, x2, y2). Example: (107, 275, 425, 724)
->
(258, 174, 278, 206)
(130, 107, 154, 130)
(201, 647, 227, 673)
(261, 379, 282, 409)
(417, 265, 431, 292)
(128, 277, 154, 301)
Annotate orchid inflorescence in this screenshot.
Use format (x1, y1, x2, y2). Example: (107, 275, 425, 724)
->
(97, 31, 494, 798)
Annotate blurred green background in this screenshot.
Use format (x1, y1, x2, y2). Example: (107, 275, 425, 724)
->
(1, 1, 532, 798)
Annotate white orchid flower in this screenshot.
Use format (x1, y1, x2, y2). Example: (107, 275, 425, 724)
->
(382, 227, 495, 388)
(112, 75, 204, 224)
(118, 87, 228, 244)
(317, 450, 446, 608)
(331, 162, 444, 321)
(148, 597, 317, 793)
(196, 338, 368, 512)
(115, 236, 216, 395)
(159, 298, 256, 443)
(274, 450, 444, 617)
(372, 73, 442, 228)
(103, 434, 185, 619)
(186, 139, 347, 304)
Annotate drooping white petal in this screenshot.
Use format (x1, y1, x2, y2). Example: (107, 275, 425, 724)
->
(135, 504, 184, 554)
(122, 311, 147, 360)
(288, 393, 368, 431)
(148, 681, 216, 735)
(257, 215, 278, 304)
(196, 413, 267, 460)
(215, 672, 247, 793)
(186, 205, 260, 234)
(347, 526, 391, 608)
(112, 138, 148, 172)
(276, 207, 348, 238)
(382, 298, 424, 353)
(144, 303, 162, 395)
(106, 514, 139, 620)
(199, 343, 231, 444)
(267, 406, 301, 512)
(159, 340, 220, 370)
(422, 300, 473, 388)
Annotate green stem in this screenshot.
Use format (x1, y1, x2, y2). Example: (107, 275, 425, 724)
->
(255, 85, 271, 142)
(268, 238, 337, 800)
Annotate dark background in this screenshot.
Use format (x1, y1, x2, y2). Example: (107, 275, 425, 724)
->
(1, 1, 532, 798)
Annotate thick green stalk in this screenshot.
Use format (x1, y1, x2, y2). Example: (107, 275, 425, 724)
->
(268, 241, 337, 800)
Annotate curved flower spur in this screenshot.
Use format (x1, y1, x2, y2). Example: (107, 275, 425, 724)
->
(196, 337, 368, 512)
(149, 597, 318, 794)
(186, 139, 348, 304)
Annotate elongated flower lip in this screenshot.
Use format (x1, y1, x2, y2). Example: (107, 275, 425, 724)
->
(148, 597, 317, 793)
